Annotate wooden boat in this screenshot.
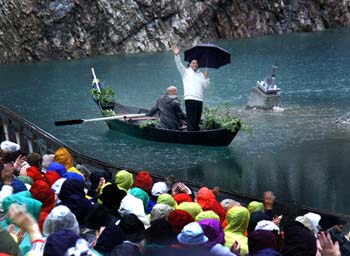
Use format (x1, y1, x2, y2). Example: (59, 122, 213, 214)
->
(101, 102, 240, 146)
(89, 68, 240, 146)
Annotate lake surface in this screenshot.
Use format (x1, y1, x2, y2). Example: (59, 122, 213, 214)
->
(1, 28, 350, 215)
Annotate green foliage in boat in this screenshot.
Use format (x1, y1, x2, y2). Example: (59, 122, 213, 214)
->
(101, 109, 116, 117)
(91, 87, 116, 110)
(203, 105, 252, 133)
(140, 119, 160, 129)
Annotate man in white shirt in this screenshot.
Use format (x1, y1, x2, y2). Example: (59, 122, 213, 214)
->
(172, 45, 210, 131)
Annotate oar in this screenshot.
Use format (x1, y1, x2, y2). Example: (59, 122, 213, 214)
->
(55, 113, 146, 126)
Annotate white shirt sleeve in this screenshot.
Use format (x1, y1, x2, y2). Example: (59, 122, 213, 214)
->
(203, 75, 210, 89)
(175, 55, 186, 77)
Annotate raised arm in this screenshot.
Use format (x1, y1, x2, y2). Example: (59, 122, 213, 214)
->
(9, 203, 45, 256)
(172, 45, 186, 77)
(8, 204, 43, 242)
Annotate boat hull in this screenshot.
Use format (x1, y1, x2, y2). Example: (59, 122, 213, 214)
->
(105, 118, 238, 146)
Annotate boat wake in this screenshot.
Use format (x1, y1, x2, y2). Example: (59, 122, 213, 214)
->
(335, 112, 350, 124)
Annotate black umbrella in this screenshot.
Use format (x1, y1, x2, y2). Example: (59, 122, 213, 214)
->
(184, 43, 231, 69)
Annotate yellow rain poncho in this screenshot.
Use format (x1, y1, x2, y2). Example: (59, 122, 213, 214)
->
(247, 201, 264, 214)
(195, 210, 220, 222)
(54, 147, 74, 169)
(224, 206, 250, 255)
(114, 170, 133, 192)
(177, 202, 202, 219)
(156, 193, 177, 209)
(54, 147, 83, 177)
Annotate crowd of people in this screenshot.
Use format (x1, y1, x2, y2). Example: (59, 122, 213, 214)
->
(0, 139, 348, 255)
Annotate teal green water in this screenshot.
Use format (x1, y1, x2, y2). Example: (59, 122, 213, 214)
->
(1, 28, 350, 214)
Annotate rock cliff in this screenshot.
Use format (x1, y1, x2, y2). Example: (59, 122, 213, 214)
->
(0, 0, 349, 63)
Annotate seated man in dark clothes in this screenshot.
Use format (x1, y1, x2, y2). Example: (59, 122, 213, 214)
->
(148, 86, 186, 130)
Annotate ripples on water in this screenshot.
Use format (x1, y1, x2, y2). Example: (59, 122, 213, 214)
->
(1, 28, 350, 214)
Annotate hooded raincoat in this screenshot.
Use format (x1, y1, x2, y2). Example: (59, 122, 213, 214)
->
(224, 206, 250, 255)
(148, 93, 186, 130)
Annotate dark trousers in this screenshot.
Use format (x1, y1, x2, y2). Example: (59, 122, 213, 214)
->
(185, 100, 203, 131)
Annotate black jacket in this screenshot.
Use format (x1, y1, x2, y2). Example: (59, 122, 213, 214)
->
(148, 94, 186, 130)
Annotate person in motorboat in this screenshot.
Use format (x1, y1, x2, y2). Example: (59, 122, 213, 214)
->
(148, 85, 186, 130)
(172, 45, 210, 131)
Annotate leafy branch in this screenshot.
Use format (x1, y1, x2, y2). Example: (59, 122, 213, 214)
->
(140, 119, 159, 129)
(91, 87, 116, 107)
(203, 105, 252, 134)
(101, 109, 116, 117)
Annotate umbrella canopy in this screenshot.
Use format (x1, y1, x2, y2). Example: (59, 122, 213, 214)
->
(184, 43, 231, 69)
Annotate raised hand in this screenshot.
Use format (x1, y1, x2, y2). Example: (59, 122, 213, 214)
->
(212, 186, 220, 197)
(96, 177, 106, 194)
(273, 215, 283, 226)
(317, 231, 341, 256)
(8, 224, 26, 244)
(230, 240, 241, 255)
(172, 45, 180, 56)
(8, 203, 43, 242)
(204, 69, 209, 79)
(264, 190, 276, 210)
(14, 155, 26, 171)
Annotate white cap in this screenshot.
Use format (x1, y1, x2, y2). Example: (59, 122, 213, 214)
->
(255, 220, 280, 234)
(0, 140, 20, 152)
(151, 182, 168, 196)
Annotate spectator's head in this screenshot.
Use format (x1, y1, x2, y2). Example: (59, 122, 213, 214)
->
(248, 201, 264, 214)
(195, 210, 220, 222)
(198, 219, 224, 248)
(0, 227, 21, 256)
(47, 162, 67, 177)
(99, 183, 126, 212)
(248, 211, 269, 234)
(220, 198, 240, 212)
(151, 182, 168, 197)
(150, 203, 174, 223)
(173, 193, 193, 205)
(54, 147, 74, 169)
(177, 222, 208, 246)
(177, 202, 202, 219)
(248, 230, 279, 254)
(44, 229, 80, 256)
(134, 171, 153, 193)
(156, 193, 177, 208)
(41, 154, 54, 173)
(43, 205, 79, 236)
(295, 212, 321, 237)
(168, 209, 195, 234)
(0, 140, 20, 152)
(114, 170, 133, 192)
(26, 153, 42, 169)
(144, 218, 177, 245)
(119, 214, 145, 243)
(225, 206, 250, 234)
